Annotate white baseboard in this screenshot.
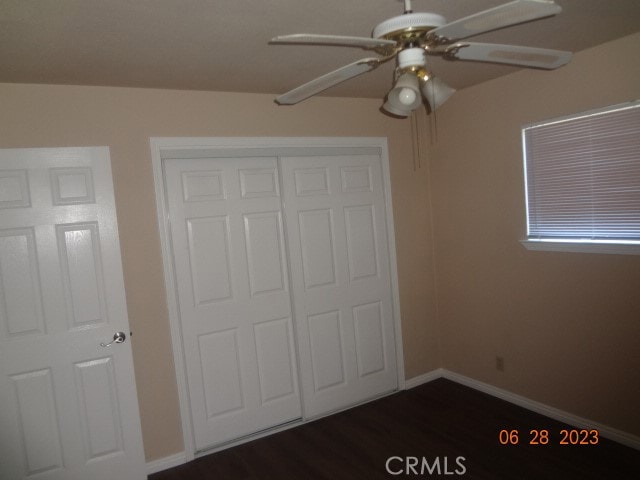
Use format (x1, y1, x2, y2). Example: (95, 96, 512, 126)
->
(405, 368, 640, 451)
(146, 451, 187, 476)
(404, 368, 446, 389)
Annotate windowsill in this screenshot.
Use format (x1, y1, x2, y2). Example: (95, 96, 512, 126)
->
(520, 239, 640, 255)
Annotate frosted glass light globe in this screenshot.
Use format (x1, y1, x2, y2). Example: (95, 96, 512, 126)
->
(398, 88, 417, 105)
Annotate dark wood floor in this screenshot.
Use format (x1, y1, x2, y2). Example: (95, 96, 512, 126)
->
(149, 379, 639, 479)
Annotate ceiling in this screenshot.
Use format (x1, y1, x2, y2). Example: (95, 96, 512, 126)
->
(1, 0, 639, 101)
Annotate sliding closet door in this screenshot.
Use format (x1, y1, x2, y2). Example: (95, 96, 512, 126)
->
(281, 153, 398, 418)
(164, 156, 301, 451)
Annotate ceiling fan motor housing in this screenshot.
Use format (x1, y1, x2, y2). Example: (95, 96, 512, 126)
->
(372, 12, 446, 42)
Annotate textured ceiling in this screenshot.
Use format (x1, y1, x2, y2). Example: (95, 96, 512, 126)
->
(1, 0, 639, 101)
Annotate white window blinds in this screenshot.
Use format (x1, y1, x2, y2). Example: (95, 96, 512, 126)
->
(523, 101, 640, 244)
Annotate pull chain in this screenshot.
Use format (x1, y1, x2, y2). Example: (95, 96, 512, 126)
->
(410, 109, 423, 171)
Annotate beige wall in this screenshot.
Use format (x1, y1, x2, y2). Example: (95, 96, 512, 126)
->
(0, 85, 440, 460)
(428, 32, 640, 437)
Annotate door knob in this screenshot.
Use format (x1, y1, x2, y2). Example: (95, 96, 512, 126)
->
(100, 331, 126, 347)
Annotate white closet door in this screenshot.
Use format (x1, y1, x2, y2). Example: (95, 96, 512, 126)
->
(0, 147, 145, 480)
(281, 154, 398, 418)
(164, 156, 301, 450)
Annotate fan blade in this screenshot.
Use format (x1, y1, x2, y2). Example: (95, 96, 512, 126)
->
(275, 58, 382, 105)
(431, 0, 561, 42)
(421, 77, 456, 111)
(446, 42, 572, 69)
(270, 34, 396, 50)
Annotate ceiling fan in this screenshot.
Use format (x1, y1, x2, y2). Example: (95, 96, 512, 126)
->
(270, 0, 572, 117)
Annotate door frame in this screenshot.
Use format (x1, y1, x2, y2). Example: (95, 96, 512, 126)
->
(150, 137, 405, 461)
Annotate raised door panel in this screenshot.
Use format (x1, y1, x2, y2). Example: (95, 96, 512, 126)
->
(187, 216, 233, 305)
(182, 170, 225, 202)
(298, 209, 337, 289)
(0, 169, 31, 208)
(307, 310, 345, 392)
(198, 329, 244, 418)
(344, 205, 379, 282)
(341, 165, 372, 193)
(239, 168, 280, 199)
(0, 228, 45, 338)
(57, 222, 107, 329)
(50, 167, 95, 205)
(73, 357, 124, 460)
(353, 302, 386, 378)
(254, 317, 296, 404)
(244, 211, 288, 297)
(10, 368, 64, 476)
(294, 168, 330, 197)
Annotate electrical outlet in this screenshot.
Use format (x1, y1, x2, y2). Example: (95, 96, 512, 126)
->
(496, 356, 505, 372)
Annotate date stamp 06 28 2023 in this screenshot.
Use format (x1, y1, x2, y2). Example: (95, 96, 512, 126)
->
(498, 428, 600, 446)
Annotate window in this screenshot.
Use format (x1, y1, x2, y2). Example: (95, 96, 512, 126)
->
(521, 101, 640, 255)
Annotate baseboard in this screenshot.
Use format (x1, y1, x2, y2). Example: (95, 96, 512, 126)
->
(405, 368, 640, 451)
(404, 368, 445, 389)
(146, 451, 187, 476)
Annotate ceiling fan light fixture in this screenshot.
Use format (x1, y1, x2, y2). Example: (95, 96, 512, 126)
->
(382, 72, 422, 117)
(381, 100, 413, 118)
(421, 77, 456, 111)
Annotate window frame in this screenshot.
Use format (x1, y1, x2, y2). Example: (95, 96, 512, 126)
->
(520, 100, 640, 255)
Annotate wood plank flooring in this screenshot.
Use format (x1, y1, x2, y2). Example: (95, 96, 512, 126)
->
(149, 379, 639, 479)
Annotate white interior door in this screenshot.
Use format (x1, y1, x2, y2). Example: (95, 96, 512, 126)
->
(164, 156, 301, 451)
(0, 147, 146, 480)
(281, 153, 398, 418)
